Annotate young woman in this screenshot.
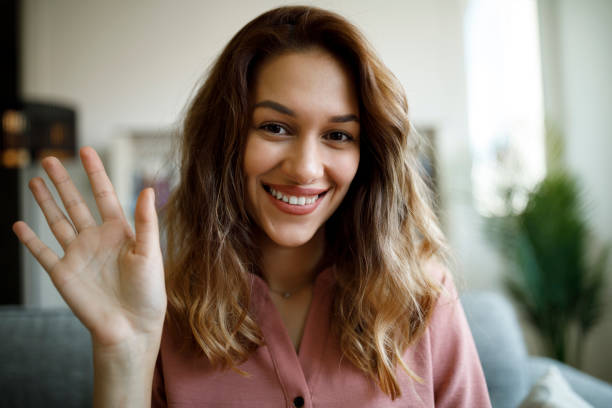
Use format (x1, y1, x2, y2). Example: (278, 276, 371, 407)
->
(13, 6, 491, 407)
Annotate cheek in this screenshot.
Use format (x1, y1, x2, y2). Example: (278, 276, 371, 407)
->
(331, 150, 360, 190)
(244, 135, 273, 181)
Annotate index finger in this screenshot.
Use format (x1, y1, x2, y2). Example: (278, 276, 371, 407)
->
(80, 147, 127, 223)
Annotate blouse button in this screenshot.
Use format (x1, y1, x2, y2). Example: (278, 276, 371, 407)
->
(293, 396, 305, 407)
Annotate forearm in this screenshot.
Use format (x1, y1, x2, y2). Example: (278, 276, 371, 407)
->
(92, 334, 162, 408)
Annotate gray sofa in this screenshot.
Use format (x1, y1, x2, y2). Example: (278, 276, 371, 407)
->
(1, 292, 611, 407)
(462, 292, 612, 407)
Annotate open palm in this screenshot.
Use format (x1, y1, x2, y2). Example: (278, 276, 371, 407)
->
(13, 147, 167, 349)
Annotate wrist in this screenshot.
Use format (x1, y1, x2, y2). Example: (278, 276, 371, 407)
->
(91, 332, 162, 408)
(92, 329, 162, 367)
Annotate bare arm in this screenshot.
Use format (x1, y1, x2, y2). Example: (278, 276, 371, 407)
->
(13, 147, 166, 407)
(92, 334, 161, 408)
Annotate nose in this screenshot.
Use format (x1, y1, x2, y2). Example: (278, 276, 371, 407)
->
(282, 135, 324, 184)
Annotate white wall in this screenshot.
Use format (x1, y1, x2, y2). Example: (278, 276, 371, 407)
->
(21, 0, 470, 150)
(538, 0, 612, 383)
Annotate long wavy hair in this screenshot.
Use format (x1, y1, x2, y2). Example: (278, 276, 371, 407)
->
(163, 5, 448, 399)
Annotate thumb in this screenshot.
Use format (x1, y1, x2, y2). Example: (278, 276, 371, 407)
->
(134, 188, 160, 256)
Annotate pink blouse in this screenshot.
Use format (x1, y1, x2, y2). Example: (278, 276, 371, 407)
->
(152, 267, 491, 407)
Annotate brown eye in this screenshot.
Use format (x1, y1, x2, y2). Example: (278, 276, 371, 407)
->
(260, 123, 288, 135)
(325, 131, 353, 142)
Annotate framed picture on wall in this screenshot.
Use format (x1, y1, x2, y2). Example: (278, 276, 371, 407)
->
(108, 128, 178, 227)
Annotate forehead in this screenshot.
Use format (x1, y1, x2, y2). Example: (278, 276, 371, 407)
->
(250, 48, 359, 114)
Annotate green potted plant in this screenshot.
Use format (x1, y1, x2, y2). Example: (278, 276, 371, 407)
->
(485, 136, 608, 366)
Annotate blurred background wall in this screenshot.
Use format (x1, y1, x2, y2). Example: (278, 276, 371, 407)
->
(12, 0, 612, 383)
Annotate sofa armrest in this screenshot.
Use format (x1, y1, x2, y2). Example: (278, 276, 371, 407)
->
(461, 292, 530, 408)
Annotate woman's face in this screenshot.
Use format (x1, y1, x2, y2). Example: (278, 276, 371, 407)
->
(244, 48, 361, 248)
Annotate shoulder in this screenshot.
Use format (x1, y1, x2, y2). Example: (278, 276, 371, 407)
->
(419, 258, 477, 367)
(420, 260, 492, 406)
(423, 257, 458, 302)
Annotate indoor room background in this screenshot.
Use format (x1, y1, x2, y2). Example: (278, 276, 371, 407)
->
(4, 0, 612, 386)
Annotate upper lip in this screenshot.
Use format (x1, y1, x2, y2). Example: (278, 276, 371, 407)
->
(264, 183, 329, 196)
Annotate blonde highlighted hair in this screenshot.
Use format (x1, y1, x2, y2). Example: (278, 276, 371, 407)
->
(163, 6, 447, 399)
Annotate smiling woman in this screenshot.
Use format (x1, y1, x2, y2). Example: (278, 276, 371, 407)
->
(13, 5, 491, 408)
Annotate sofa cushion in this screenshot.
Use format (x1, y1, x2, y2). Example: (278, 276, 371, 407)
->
(0, 307, 93, 408)
(520, 365, 592, 407)
(528, 356, 612, 408)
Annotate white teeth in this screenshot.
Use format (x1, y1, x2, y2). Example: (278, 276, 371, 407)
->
(268, 186, 320, 206)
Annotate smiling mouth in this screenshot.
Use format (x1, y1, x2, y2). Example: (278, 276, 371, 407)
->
(262, 184, 327, 206)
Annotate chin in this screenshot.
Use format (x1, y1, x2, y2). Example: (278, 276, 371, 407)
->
(261, 223, 322, 248)
(267, 231, 317, 248)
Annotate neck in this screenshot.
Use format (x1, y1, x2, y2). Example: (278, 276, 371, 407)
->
(258, 228, 326, 294)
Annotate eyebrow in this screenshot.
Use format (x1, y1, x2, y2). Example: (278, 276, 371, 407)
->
(253, 100, 359, 123)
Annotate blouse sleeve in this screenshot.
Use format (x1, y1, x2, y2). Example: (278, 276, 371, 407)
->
(428, 269, 492, 407)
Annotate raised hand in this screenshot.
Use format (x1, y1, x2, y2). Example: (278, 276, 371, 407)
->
(13, 147, 167, 350)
